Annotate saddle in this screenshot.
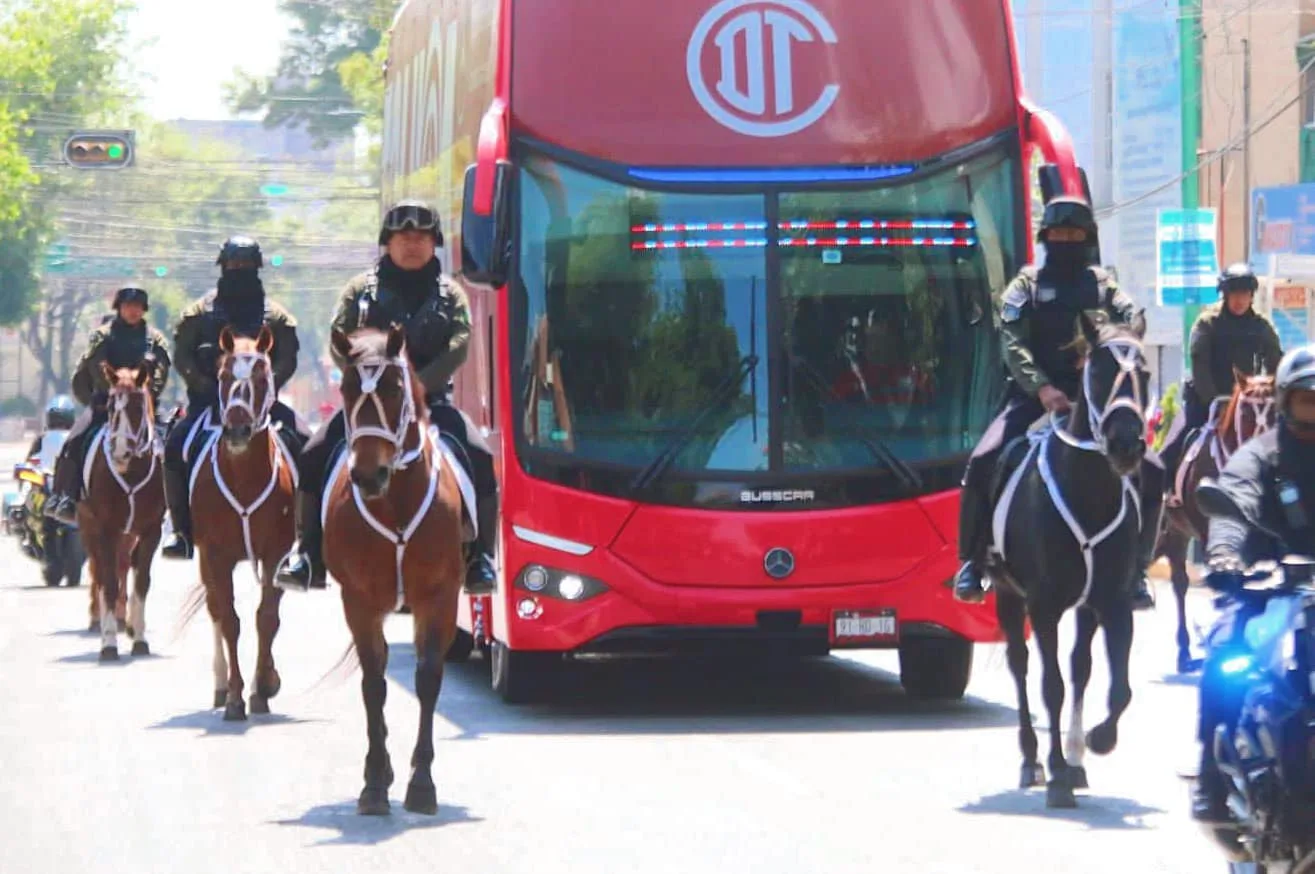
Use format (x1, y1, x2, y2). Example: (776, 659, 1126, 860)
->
(180, 406, 301, 481)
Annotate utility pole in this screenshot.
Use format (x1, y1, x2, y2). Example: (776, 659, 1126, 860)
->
(1243, 36, 1252, 263)
(1180, 0, 1203, 371)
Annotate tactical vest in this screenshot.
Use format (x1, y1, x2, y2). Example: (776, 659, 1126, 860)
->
(199, 291, 272, 346)
(1017, 266, 1116, 397)
(355, 266, 455, 374)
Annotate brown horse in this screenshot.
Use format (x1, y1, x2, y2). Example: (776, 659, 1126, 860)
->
(79, 363, 165, 661)
(1159, 373, 1277, 673)
(324, 325, 466, 816)
(189, 326, 296, 720)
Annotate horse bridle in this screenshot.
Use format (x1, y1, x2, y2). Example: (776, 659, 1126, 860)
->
(1076, 338, 1147, 453)
(107, 386, 158, 461)
(345, 354, 425, 469)
(220, 351, 275, 432)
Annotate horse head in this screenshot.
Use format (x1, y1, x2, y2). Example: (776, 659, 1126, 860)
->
(331, 323, 423, 499)
(1221, 370, 1277, 449)
(98, 360, 156, 475)
(1075, 310, 1150, 477)
(216, 325, 275, 454)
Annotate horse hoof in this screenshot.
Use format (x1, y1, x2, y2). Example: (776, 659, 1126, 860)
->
(223, 699, 247, 722)
(249, 695, 270, 715)
(1087, 724, 1118, 756)
(98, 646, 118, 663)
(256, 673, 281, 701)
(357, 788, 391, 816)
(1019, 762, 1045, 789)
(1068, 766, 1089, 790)
(1046, 780, 1077, 809)
(213, 689, 227, 709)
(404, 782, 438, 815)
(130, 640, 149, 657)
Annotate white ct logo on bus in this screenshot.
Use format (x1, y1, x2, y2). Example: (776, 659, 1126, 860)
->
(687, 0, 840, 138)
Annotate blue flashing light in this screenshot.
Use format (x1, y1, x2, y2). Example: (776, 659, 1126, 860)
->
(626, 165, 919, 185)
(1220, 654, 1253, 675)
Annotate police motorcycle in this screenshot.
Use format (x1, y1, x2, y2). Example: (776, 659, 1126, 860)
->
(1195, 478, 1315, 873)
(5, 398, 83, 586)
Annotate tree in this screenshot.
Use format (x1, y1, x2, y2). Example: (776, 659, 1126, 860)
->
(226, 0, 398, 147)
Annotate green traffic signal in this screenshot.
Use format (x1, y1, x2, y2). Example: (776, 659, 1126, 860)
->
(270, 255, 283, 267)
(63, 131, 134, 169)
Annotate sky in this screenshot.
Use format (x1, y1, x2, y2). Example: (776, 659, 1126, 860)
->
(126, 0, 290, 120)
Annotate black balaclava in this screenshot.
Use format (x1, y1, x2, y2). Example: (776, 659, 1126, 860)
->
(378, 254, 441, 314)
(1043, 239, 1089, 281)
(216, 268, 266, 334)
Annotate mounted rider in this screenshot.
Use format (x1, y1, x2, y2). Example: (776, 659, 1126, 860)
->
(952, 195, 1161, 611)
(45, 287, 171, 525)
(160, 236, 309, 560)
(29, 395, 76, 473)
(1160, 263, 1282, 486)
(274, 199, 498, 596)
(1191, 343, 1315, 825)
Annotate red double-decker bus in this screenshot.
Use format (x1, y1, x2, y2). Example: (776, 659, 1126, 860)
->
(382, 0, 1092, 702)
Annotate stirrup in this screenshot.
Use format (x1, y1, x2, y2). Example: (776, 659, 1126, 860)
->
(161, 533, 193, 559)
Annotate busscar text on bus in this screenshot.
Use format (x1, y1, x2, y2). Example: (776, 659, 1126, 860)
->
(379, 0, 1095, 703)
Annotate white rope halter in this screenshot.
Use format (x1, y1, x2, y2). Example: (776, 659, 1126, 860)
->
(219, 351, 275, 433)
(1078, 337, 1146, 454)
(344, 352, 437, 610)
(101, 385, 161, 535)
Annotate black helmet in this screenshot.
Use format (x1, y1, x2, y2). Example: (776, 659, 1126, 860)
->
(1218, 262, 1259, 295)
(112, 286, 149, 311)
(216, 236, 263, 270)
(1037, 195, 1098, 242)
(45, 394, 75, 430)
(379, 199, 443, 246)
(1277, 344, 1315, 416)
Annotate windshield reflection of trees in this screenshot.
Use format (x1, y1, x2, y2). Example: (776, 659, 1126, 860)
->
(528, 190, 751, 473)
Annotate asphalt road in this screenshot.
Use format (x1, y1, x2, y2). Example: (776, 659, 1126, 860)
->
(0, 440, 1228, 874)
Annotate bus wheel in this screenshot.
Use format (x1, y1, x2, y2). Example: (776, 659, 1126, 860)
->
(446, 629, 476, 663)
(491, 641, 559, 704)
(898, 635, 973, 700)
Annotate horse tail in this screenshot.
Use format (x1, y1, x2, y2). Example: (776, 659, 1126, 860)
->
(170, 581, 209, 642)
(304, 640, 360, 694)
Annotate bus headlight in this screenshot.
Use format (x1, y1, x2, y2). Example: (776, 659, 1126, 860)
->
(513, 565, 608, 602)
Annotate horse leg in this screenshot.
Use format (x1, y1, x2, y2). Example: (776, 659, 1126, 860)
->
(1087, 600, 1134, 756)
(996, 586, 1043, 788)
(1066, 606, 1100, 791)
(129, 528, 161, 657)
(1166, 533, 1200, 673)
(404, 615, 448, 815)
(250, 568, 284, 715)
(90, 535, 120, 661)
(87, 554, 101, 633)
(344, 593, 392, 815)
(1035, 618, 1075, 808)
(201, 551, 245, 720)
(117, 538, 133, 638)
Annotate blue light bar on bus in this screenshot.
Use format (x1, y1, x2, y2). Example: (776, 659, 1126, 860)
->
(630, 216, 978, 251)
(626, 165, 918, 185)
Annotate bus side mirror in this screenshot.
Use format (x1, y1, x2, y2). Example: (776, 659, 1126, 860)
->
(461, 161, 514, 286)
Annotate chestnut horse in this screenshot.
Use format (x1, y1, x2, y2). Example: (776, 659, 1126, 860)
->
(1158, 373, 1276, 673)
(324, 325, 466, 816)
(189, 326, 297, 720)
(79, 362, 166, 661)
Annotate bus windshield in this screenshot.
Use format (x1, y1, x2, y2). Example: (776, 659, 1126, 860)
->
(511, 141, 1023, 503)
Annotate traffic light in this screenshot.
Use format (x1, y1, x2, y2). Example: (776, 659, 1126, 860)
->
(269, 255, 284, 267)
(154, 266, 168, 278)
(63, 131, 134, 169)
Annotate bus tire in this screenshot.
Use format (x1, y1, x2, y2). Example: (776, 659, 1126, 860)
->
(446, 629, 476, 663)
(898, 635, 973, 700)
(490, 640, 558, 704)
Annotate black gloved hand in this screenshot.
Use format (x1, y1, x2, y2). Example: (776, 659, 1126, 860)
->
(195, 343, 219, 375)
(1204, 554, 1246, 592)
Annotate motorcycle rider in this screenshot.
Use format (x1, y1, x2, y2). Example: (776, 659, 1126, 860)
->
(28, 395, 77, 473)
(1191, 342, 1315, 824)
(160, 236, 308, 560)
(274, 199, 498, 596)
(1160, 263, 1283, 488)
(45, 287, 171, 525)
(952, 195, 1161, 610)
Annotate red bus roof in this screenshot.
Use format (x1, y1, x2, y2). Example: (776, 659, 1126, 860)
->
(511, 0, 1019, 167)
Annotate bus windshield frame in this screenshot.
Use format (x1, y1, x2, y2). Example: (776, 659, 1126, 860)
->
(507, 133, 1027, 510)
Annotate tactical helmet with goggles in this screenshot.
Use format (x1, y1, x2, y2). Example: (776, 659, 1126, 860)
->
(1036, 195, 1097, 243)
(216, 236, 263, 271)
(379, 200, 443, 247)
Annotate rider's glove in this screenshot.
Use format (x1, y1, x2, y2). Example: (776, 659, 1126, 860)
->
(1205, 554, 1246, 592)
(195, 343, 219, 375)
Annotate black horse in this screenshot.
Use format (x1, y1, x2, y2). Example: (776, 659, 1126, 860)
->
(987, 312, 1152, 809)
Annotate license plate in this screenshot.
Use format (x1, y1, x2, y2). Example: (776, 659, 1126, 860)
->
(831, 608, 898, 647)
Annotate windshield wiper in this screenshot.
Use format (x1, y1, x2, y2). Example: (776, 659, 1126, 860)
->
(630, 354, 759, 492)
(792, 359, 923, 492)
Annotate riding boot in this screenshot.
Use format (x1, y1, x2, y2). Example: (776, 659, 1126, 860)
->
(160, 465, 194, 560)
(953, 456, 993, 604)
(463, 492, 498, 596)
(44, 457, 79, 525)
(1131, 464, 1165, 611)
(1191, 746, 1233, 825)
(274, 490, 326, 592)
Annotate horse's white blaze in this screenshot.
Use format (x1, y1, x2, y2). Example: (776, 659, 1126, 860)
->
(128, 590, 146, 648)
(1066, 697, 1086, 766)
(99, 588, 117, 653)
(212, 621, 227, 694)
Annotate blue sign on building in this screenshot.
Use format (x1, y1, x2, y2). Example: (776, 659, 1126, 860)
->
(1156, 209, 1219, 307)
(1251, 184, 1315, 267)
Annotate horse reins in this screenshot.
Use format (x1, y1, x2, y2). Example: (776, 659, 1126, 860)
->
(344, 353, 440, 611)
(203, 350, 295, 571)
(99, 387, 161, 534)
